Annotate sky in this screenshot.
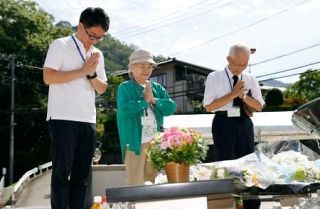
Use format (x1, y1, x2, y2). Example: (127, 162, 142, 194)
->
(34, 0, 320, 84)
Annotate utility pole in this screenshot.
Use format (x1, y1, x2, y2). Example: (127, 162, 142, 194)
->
(0, 53, 15, 184)
(9, 55, 16, 185)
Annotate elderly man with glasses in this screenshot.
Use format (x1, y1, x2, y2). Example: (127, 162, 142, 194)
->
(203, 44, 264, 209)
(43, 7, 109, 209)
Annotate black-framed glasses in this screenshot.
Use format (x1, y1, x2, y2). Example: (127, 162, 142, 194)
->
(83, 25, 106, 41)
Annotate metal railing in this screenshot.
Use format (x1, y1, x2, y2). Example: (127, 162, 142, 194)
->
(12, 161, 52, 201)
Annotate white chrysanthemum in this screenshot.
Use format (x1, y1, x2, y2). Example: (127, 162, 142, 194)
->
(271, 151, 312, 168)
(154, 173, 168, 184)
(190, 165, 212, 181)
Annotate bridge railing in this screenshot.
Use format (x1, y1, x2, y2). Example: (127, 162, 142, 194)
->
(12, 161, 52, 201)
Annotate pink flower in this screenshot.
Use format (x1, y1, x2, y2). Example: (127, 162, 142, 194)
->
(146, 126, 208, 171)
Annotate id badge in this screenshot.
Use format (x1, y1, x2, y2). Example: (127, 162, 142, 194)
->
(227, 107, 240, 117)
(141, 116, 154, 126)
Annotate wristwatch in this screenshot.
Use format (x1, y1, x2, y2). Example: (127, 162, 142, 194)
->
(86, 72, 97, 80)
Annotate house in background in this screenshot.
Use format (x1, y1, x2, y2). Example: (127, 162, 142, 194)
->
(112, 58, 214, 113)
(259, 84, 287, 97)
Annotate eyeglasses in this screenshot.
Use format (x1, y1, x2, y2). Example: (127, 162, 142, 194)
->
(83, 25, 106, 41)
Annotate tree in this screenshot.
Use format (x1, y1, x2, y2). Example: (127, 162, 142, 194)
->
(0, 0, 168, 182)
(97, 36, 135, 72)
(97, 37, 167, 72)
(286, 69, 320, 102)
(265, 88, 284, 106)
(55, 21, 73, 28)
(0, 0, 71, 183)
(97, 75, 124, 164)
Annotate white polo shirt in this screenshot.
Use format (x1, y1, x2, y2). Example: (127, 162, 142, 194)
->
(44, 34, 107, 123)
(203, 66, 264, 112)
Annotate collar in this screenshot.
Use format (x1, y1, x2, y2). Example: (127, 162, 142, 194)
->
(225, 65, 241, 78)
(72, 33, 94, 53)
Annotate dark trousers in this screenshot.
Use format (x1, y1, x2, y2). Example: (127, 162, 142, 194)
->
(212, 115, 260, 209)
(212, 115, 254, 161)
(48, 120, 96, 209)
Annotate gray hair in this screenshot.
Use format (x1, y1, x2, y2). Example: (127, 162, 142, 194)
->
(228, 44, 251, 59)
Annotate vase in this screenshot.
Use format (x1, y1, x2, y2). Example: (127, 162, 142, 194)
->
(164, 162, 190, 183)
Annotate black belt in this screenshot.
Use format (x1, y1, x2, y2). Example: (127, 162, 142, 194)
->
(214, 111, 228, 116)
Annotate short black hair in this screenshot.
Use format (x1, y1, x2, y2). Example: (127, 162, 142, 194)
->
(79, 7, 110, 32)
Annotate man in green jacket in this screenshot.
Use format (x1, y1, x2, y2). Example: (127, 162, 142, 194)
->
(117, 49, 176, 186)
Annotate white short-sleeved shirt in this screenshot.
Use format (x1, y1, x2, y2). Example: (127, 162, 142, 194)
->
(203, 66, 265, 112)
(44, 34, 108, 123)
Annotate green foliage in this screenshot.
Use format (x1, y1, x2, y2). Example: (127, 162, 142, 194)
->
(97, 36, 135, 72)
(98, 75, 124, 163)
(154, 55, 168, 63)
(292, 167, 320, 182)
(282, 97, 307, 108)
(0, 184, 15, 206)
(101, 75, 124, 110)
(97, 37, 166, 72)
(0, 0, 71, 181)
(191, 100, 206, 114)
(262, 104, 296, 112)
(265, 88, 284, 106)
(286, 69, 320, 102)
(0, 0, 71, 65)
(292, 169, 306, 181)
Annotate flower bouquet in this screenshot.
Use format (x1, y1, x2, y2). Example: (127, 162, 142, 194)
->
(146, 127, 208, 182)
(271, 151, 320, 182)
(186, 151, 320, 189)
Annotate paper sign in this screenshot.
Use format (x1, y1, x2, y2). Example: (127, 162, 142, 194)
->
(135, 197, 207, 209)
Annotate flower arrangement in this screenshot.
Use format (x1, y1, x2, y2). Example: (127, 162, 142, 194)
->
(146, 127, 208, 171)
(292, 167, 320, 182)
(271, 151, 320, 182)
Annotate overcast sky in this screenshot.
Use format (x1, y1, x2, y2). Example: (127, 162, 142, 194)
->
(34, 0, 320, 83)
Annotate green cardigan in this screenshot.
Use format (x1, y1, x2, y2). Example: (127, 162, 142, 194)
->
(117, 80, 177, 160)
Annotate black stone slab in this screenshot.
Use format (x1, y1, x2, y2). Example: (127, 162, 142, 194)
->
(105, 179, 234, 203)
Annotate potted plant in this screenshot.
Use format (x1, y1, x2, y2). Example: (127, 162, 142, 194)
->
(146, 127, 208, 183)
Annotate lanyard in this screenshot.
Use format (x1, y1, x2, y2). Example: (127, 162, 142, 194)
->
(224, 68, 242, 92)
(71, 35, 85, 62)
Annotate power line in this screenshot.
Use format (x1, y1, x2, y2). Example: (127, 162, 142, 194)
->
(256, 61, 320, 78)
(115, 0, 221, 36)
(258, 72, 302, 82)
(258, 69, 319, 83)
(115, 0, 210, 34)
(21, 64, 43, 71)
(250, 42, 320, 66)
(118, 1, 233, 38)
(169, 0, 312, 56)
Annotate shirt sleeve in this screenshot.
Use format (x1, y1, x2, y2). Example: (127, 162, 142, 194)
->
(203, 72, 217, 106)
(96, 50, 108, 82)
(43, 39, 64, 71)
(250, 76, 265, 106)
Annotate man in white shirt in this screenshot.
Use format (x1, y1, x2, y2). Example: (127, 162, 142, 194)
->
(203, 44, 264, 209)
(43, 7, 109, 209)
